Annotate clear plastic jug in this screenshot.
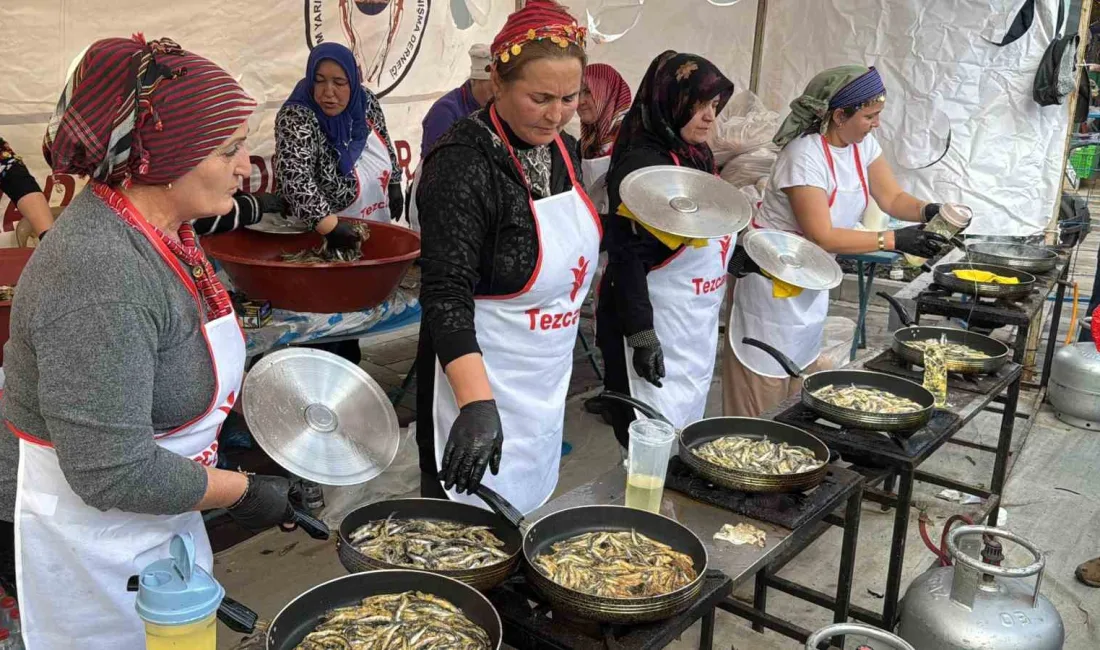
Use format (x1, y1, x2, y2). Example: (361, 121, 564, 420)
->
(135, 534, 223, 650)
(625, 419, 676, 513)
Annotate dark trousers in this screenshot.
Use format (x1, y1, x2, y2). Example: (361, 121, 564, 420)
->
(0, 520, 15, 597)
(303, 339, 362, 364)
(420, 471, 447, 499)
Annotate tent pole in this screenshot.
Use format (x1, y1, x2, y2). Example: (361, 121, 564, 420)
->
(1050, 0, 1093, 243)
(749, 0, 769, 94)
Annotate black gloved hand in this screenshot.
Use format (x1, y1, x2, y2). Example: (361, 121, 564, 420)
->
(632, 343, 666, 388)
(37, 229, 47, 240)
(893, 224, 948, 259)
(323, 221, 362, 254)
(256, 192, 285, 215)
(388, 183, 405, 222)
(441, 399, 503, 494)
(227, 474, 294, 532)
(922, 203, 942, 223)
(727, 245, 761, 278)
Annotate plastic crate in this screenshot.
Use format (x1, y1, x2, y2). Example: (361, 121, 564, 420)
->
(1070, 145, 1098, 180)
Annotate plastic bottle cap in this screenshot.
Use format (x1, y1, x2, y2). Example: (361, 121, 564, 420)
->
(135, 533, 224, 626)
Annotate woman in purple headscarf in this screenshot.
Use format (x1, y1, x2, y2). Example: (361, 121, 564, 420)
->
(724, 65, 950, 418)
(275, 43, 404, 244)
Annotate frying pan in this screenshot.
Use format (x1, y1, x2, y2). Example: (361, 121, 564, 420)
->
(879, 292, 1011, 375)
(964, 241, 1059, 275)
(599, 391, 830, 493)
(474, 490, 709, 624)
(743, 338, 935, 434)
(336, 492, 523, 591)
(933, 262, 1036, 300)
(266, 570, 503, 649)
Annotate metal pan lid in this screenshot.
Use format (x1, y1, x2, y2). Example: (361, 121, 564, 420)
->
(742, 229, 843, 291)
(242, 348, 399, 486)
(619, 166, 751, 239)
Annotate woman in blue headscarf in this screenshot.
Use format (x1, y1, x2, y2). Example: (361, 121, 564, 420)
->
(275, 43, 404, 250)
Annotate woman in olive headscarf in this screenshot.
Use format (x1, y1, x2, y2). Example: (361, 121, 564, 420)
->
(596, 51, 739, 449)
(724, 65, 950, 417)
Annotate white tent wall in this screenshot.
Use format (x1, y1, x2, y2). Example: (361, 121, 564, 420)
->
(0, 0, 511, 225)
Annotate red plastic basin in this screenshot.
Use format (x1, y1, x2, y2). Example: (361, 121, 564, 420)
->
(0, 248, 36, 365)
(202, 221, 420, 313)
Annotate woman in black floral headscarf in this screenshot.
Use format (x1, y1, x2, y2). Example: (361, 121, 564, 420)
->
(596, 51, 736, 450)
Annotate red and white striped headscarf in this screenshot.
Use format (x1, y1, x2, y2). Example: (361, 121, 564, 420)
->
(43, 35, 255, 186)
(580, 63, 632, 159)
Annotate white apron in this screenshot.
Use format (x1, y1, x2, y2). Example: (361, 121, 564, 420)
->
(625, 153, 732, 430)
(13, 214, 246, 650)
(433, 106, 601, 515)
(730, 136, 868, 377)
(336, 126, 395, 223)
(581, 154, 612, 216)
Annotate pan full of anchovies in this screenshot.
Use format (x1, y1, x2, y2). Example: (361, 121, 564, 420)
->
(811, 385, 923, 414)
(293, 590, 493, 650)
(692, 436, 823, 476)
(347, 515, 512, 572)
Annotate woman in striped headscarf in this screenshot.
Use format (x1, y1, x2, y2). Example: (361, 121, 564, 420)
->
(724, 65, 950, 417)
(0, 36, 303, 648)
(576, 63, 632, 214)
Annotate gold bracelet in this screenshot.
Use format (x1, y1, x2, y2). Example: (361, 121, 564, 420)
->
(877, 232, 886, 251)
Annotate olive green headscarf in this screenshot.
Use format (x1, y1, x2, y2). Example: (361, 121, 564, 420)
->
(772, 65, 871, 148)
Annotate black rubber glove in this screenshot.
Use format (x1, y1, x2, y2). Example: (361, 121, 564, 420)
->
(256, 192, 285, 215)
(388, 183, 405, 222)
(727, 245, 762, 278)
(227, 474, 294, 532)
(37, 229, 47, 240)
(632, 343, 666, 388)
(893, 225, 948, 259)
(921, 203, 942, 223)
(323, 221, 362, 255)
(441, 399, 503, 494)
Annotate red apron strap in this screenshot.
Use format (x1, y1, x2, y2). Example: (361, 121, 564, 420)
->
(819, 135, 869, 211)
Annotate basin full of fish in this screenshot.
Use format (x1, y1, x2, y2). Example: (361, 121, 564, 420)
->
(293, 590, 492, 650)
(281, 223, 369, 263)
(903, 339, 992, 361)
(691, 436, 823, 475)
(811, 385, 923, 414)
(348, 516, 511, 572)
(532, 530, 697, 599)
(0, 285, 14, 301)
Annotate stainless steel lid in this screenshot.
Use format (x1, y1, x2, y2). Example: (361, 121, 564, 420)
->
(242, 348, 399, 486)
(742, 229, 843, 291)
(619, 166, 751, 238)
(245, 213, 310, 235)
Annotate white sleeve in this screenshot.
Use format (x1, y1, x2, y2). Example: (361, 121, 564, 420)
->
(771, 136, 830, 192)
(861, 134, 883, 165)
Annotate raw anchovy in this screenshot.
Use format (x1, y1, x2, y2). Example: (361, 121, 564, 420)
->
(903, 338, 991, 360)
(714, 523, 766, 548)
(0, 285, 14, 301)
(350, 515, 510, 571)
(692, 436, 822, 475)
(812, 385, 922, 414)
(533, 530, 697, 599)
(280, 223, 369, 263)
(294, 590, 492, 650)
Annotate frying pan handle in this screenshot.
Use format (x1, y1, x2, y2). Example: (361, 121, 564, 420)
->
(598, 391, 673, 425)
(217, 595, 258, 634)
(920, 262, 934, 275)
(740, 338, 802, 378)
(877, 291, 915, 327)
(475, 485, 525, 530)
(280, 506, 331, 541)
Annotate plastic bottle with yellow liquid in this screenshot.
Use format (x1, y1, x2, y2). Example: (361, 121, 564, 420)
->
(902, 204, 972, 267)
(134, 533, 223, 650)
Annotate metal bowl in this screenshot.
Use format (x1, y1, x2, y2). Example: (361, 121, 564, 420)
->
(619, 166, 751, 238)
(964, 242, 1058, 274)
(742, 229, 843, 291)
(242, 348, 399, 485)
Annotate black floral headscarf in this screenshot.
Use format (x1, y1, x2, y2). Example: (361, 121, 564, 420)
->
(610, 51, 734, 173)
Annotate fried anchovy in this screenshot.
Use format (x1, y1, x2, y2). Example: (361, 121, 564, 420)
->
(693, 436, 822, 475)
(350, 515, 510, 571)
(533, 530, 697, 599)
(812, 385, 922, 414)
(280, 223, 369, 263)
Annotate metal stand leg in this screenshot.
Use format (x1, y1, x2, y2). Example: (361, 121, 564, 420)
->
(882, 466, 914, 628)
(752, 570, 768, 634)
(1012, 321, 1030, 365)
(851, 262, 879, 361)
(987, 375, 1020, 527)
(698, 610, 716, 650)
(577, 330, 604, 380)
(1039, 279, 1068, 389)
(389, 362, 417, 406)
(834, 489, 862, 626)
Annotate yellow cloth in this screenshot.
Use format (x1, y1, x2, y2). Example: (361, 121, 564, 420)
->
(952, 269, 1020, 285)
(617, 204, 708, 250)
(762, 270, 803, 298)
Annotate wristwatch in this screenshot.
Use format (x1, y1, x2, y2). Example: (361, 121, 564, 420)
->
(877, 231, 886, 251)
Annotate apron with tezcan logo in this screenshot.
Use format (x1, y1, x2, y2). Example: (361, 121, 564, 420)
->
(730, 136, 867, 377)
(432, 106, 601, 515)
(336, 125, 395, 223)
(625, 152, 732, 430)
(12, 194, 246, 650)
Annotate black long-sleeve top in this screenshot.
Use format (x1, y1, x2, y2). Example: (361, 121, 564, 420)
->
(0, 137, 43, 205)
(414, 108, 582, 473)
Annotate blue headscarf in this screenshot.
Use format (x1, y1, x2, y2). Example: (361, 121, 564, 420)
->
(284, 43, 367, 175)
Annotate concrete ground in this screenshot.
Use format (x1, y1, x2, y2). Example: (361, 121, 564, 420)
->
(219, 223, 1100, 649)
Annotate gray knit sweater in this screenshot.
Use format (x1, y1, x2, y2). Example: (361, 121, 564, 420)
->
(0, 187, 217, 521)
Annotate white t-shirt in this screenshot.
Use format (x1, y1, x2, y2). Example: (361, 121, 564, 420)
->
(757, 133, 882, 232)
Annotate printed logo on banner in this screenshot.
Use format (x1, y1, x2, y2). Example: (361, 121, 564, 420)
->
(306, 0, 432, 98)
